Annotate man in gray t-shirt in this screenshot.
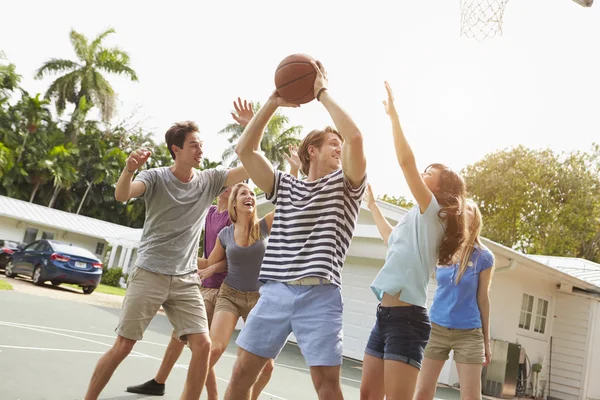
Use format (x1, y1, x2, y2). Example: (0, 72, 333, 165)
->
(84, 120, 248, 400)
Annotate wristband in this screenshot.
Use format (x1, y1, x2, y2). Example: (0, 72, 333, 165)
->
(125, 167, 136, 174)
(316, 87, 328, 101)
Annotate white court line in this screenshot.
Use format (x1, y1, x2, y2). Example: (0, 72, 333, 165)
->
(0, 322, 151, 358)
(0, 321, 288, 400)
(0, 321, 168, 347)
(0, 345, 147, 357)
(1, 320, 362, 385)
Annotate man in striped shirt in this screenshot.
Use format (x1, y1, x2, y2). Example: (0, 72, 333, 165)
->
(224, 61, 367, 400)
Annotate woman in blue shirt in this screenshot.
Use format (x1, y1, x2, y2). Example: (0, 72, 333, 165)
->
(360, 82, 468, 400)
(414, 200, 495, 400)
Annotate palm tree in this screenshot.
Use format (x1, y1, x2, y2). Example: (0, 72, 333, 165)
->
(219, 103, 302, 171)
(46, 145, 78, 208)
(14, 92, 52, 163)
(35, 28, 138, 141)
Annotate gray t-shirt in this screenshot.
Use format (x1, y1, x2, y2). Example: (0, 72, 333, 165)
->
(218, 218, 269, 292)
(134, 166, 229, 275)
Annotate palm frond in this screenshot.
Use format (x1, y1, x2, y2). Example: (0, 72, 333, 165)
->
(217, 123, 244, 136)
(96, 49, 138, 81)
(35, 59, 80, 79)
(45, 70, 81, 115)
(90, 71, 116, 121)
(69, 30, 90, 62)
(90, 28, 116, 54)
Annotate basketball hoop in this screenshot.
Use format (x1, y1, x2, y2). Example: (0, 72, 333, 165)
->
(460, 0, 510, 41)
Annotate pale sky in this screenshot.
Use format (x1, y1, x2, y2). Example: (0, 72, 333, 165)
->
(1, 0, 598, 200)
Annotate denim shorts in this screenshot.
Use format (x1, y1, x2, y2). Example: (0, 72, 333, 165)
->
(365, 304, 431, 369)
(236, 281, 343, 366)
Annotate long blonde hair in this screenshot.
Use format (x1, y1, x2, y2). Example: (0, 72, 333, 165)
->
(454, 199, 483, 284)
(228, 183, 261, 245)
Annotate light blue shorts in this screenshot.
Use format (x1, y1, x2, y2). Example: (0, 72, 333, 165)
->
(236, 281, 344, 366)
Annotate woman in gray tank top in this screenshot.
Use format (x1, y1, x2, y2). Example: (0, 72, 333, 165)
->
(197, 182, 275, 400)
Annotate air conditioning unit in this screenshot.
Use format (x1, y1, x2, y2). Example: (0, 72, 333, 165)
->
(481, 339, 521, 398)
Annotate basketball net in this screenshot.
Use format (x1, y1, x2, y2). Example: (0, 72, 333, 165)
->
(460, 0, 509, 41)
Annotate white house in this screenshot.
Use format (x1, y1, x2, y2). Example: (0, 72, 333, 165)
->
(0, 195, 142, 272)
(257, 195, 600, 400)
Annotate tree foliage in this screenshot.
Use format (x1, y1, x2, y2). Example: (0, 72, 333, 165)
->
(462, 145, 600, 262)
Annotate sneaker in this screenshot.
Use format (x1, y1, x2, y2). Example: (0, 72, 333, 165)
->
(126, 379, 165, 396)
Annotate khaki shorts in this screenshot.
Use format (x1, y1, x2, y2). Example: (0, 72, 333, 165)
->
(214, 282, 260, 321)
(423, 323, 485, 364)
(116, 266, 208, 342)
(171, 286, 220, 344)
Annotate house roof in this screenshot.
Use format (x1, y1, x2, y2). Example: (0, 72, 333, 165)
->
(0, 195, 142, 247)
(527, 255, 600, 288)
(257, 192, 600, 292)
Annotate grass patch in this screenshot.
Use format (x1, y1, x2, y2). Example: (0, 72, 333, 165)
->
(65, 283, 126, 296)
(0, 279, 14, 290)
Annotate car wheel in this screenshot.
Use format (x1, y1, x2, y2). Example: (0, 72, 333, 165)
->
(32, 265, 45, 286)
(83, 286, 96, 295)
(51, 281, 61, 286)
(4, 261, 16, 278)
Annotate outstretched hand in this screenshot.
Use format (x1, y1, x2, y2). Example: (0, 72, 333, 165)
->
(382, 81, 398, 117)
(126, 148, 152, 172)
(231, 97, 254, 127)
(284, 144, 301, 171)
(268, 90, 300, 108)
(310, 60, 328, 101)
(364, 184, 377, 210)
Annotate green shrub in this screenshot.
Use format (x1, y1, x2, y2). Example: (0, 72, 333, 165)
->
(101, 267, 123, 287)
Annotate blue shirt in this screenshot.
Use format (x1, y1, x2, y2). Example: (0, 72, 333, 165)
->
(370, 196, 444, 308)
(429, 245, 494, 329)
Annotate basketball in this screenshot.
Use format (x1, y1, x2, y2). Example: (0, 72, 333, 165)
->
(274, 54, 317, 105)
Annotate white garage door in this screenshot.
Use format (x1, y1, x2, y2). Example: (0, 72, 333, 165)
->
(340, 262, 381, 361)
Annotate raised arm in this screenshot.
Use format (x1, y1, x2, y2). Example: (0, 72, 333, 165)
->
(312, 61, 366, 188)
(223, 166, 248, 187)
(234, 93, 297, 195)
(383, 81, 433, 214)
(264, 210, 276, 233)
(365, 184, 393, 245)
(115, 148, 151, 202)
(284, 144, 301, 178)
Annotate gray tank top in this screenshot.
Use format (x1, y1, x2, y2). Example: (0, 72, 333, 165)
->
(217, 218, 269, 292)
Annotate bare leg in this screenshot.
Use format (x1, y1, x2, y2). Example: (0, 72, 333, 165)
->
(360, 353, 385, 400)
(155, 335, 186, 383)
(383, 359, 419, 400)
(311, 365, 344, 400)
(207, 311, 239, 400)
(250, 359, 275, 400)
(456, 362, 483, 400)
(204, 299, 218, 400)
(85, 335, 135, 400)
(414, 358, 445, 400)
(180, 333, 211, 400)
(224, 347, 269, 400)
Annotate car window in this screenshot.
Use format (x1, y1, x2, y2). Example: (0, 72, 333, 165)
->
(52, 243, 98, 260)
(23, 242, 39, 252)
(38, 242, 52, 253)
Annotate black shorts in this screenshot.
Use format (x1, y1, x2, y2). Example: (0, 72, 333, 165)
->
(365, 304, 431, 369)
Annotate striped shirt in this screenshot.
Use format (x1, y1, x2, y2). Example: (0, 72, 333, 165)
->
(259, 169, 367, 287)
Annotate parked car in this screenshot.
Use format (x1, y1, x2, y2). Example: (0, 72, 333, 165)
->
(0, 239, 25, 269)
(4, 239, 103, 294)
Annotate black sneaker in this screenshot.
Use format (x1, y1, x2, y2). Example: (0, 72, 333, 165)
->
(126, 379, 165, 396)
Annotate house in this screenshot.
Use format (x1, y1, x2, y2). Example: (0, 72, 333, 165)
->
(256, 195, 600, 400)
(0, 195, 142, 272)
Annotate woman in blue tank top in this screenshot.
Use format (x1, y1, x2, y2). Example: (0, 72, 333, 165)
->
(360, 82, 468, 400)
(415, 200, 495, 400)
(197, 183, 276, 400)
